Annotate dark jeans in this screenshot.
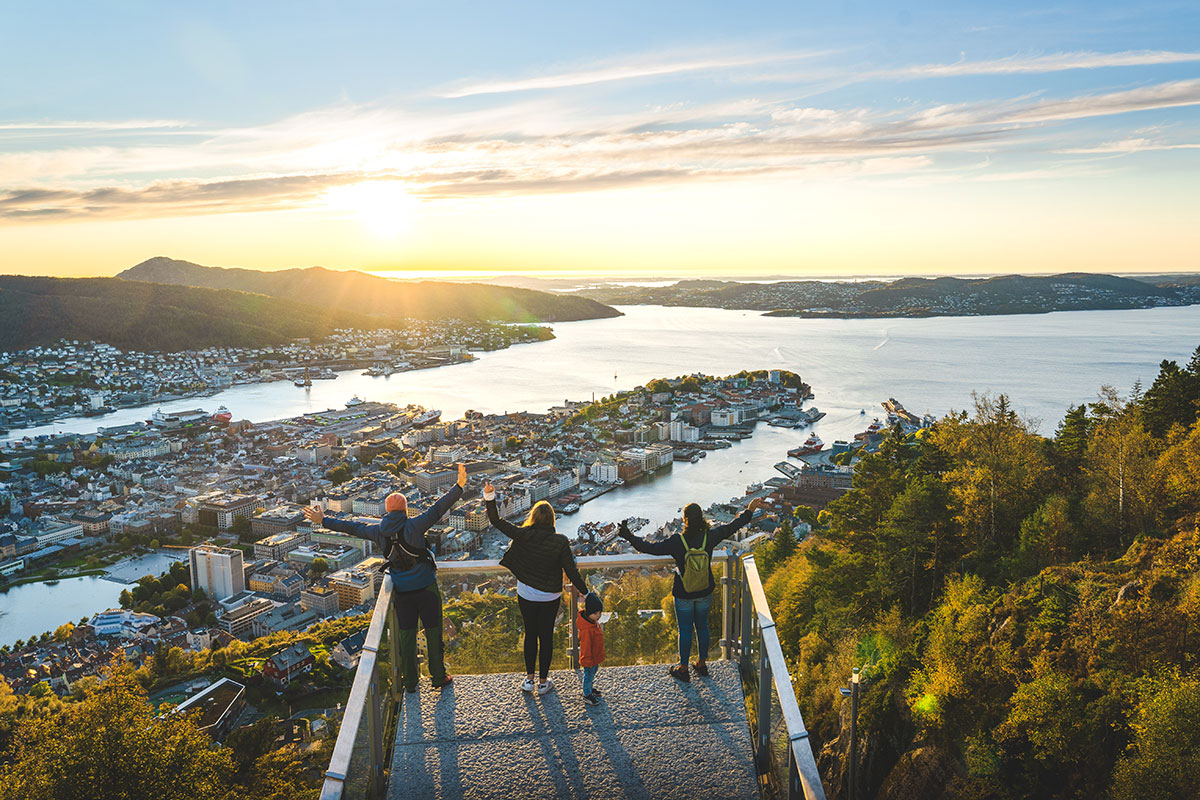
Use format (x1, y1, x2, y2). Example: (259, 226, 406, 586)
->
(394, 582, 446, 691)
(674, 593, 714, 666)
(517, 595, 561, 680)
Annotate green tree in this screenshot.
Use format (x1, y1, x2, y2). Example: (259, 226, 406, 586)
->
(230, 516, 252, 540)
(934, 393, 1048, 553)
(1111, 675, 1200, 800)
(0, 661, 232, 800)
(326, 464, 351, 485)
(1084, 388, 1159, 545)
(53, 623, 74, 643)
(310, 558, 329, 579)
(1141, 358, 1199, 438)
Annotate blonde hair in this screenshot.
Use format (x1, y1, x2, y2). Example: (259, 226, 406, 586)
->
(524, 501, 555, 528)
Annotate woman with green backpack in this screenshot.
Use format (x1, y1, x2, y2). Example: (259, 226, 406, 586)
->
(618, 497, 763, 681)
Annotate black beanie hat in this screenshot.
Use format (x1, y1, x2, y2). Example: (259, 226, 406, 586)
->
(583, 592, 604, 617)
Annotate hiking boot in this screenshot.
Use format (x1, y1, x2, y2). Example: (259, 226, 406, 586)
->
(692, 661, 710, 677)
(669, 664, 691, 682)
(582, 693, 600, 706)
(591, 687, 603, 697)
(521, 677, 536, 692)
(431, 675, 453, 691)
(537, 677, 555, 695)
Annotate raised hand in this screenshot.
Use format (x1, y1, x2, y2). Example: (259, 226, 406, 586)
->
(457, 463, 467, 488)
(483, 482, 496, 500)
(618, 520, 631, 538)
(303, 505, 324, 524)
(747, 497, 764, 513)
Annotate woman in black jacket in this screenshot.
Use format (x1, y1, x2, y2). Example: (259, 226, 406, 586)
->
(619, 498, 762, 681)
(484, 482, 589, 696)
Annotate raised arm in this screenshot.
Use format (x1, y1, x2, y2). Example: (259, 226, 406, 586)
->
(561, 545, 587, 595)
(709, 498, 763, 544)
(483, 482, 525, 540)
(617, 520, 676, 556)
(303, 505, 384, 549)
(405, 468, 466, 540)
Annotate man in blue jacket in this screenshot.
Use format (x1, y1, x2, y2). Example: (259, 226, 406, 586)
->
(302, 463, 466, 692)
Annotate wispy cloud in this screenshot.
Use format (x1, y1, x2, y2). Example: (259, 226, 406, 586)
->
(0, 120, 192, 132)
(440, 51, 819, 98)
(1059, 137, 1200, 154)
(6, 43, 1200, 225)
(893, 49, 1200, 79)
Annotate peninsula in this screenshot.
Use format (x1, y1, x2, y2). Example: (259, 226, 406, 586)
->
(578, 273, 1200, 318)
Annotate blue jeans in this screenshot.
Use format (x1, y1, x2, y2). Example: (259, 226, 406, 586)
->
(674, 593, 714, 665)
(582, 665, 598, 696)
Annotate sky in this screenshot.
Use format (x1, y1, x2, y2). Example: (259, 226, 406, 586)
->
(1, 0, 1199, 278)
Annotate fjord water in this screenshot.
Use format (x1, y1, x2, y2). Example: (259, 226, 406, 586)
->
(3, 305, 1197, 645)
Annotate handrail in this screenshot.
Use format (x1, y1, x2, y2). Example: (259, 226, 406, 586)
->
(740, 553, 827, 800)
(320, 575, 395, 800)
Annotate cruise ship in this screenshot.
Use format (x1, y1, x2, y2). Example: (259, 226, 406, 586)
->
(412, 408, 441, 426)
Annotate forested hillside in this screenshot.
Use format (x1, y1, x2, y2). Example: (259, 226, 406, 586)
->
(0, 275, 381, 351)
(755, 349, 1200, 799)
(119, 257, 621, 323)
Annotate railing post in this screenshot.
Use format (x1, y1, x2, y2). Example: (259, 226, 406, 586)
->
(721, 551, 733, 660)
(568, 584, 580, 670)
(756, 629, 772, 774)
(739, 563, 753, 669)
(788, 745, 802, 800)
(366, 661, 384, 799)
(387, 601, 402, 702)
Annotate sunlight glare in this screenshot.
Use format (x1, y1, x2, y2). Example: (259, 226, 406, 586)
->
(322, 181, 420, 237)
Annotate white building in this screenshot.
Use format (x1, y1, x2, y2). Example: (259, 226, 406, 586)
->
(189, 544, 245, 601)
(669, 420, 701, 442)
(589, 461, 620, 484)
(89, 608, 159, 637)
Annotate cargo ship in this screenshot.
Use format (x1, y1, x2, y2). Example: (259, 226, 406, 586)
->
(788, 434, 825, 457)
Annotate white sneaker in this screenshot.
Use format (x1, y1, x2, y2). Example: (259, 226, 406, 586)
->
(521, 677, 536, 692)
(537, 677, 555, 695)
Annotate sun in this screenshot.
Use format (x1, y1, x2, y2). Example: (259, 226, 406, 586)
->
(322, 181, 420, 237)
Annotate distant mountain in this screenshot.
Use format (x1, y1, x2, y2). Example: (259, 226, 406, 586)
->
(119, 257, 621, 323)
(0, 275, 380, 351)
(578, 273, 1200, 318)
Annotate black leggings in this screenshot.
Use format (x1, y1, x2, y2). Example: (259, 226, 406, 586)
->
(518, 596, 561, 680)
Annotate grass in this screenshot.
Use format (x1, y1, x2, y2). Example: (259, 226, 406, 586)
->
(226, 658, 266, 678)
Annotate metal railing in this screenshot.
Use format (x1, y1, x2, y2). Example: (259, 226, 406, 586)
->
(319, 550, 825, 800)
(736, 553, 827, 800)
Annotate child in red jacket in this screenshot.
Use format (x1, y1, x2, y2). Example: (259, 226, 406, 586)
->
(579, 592, 605, 706)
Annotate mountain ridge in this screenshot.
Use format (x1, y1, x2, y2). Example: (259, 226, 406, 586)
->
(0, 275, 384, 352)
(119, 257, 621, 323)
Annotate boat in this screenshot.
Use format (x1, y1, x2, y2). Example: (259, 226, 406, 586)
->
(295, 367, 312, 388)
(788, 434, 825, 457)
(212, 406, 232, 423)
(855, 418, 885, 441)
(413, 408, 441, 426)
(345, 395, 365, 407)
(802, 407, 827, 423)
(860, 409, 866, 414)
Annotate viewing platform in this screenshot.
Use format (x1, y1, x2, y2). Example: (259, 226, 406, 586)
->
(320, 553, 826, 800)
(389, 662, 758, 800)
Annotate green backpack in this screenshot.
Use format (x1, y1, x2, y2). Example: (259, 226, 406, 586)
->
(679, 531, 710, 593)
